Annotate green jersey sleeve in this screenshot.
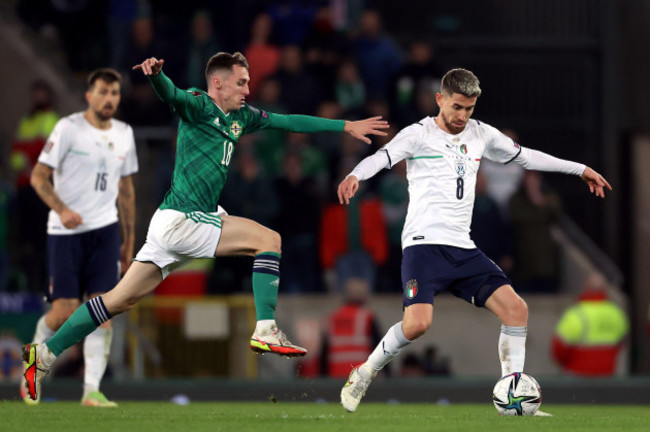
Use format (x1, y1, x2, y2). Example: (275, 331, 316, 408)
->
(148, 71, 204, 123)
(242, 105, 345, 134)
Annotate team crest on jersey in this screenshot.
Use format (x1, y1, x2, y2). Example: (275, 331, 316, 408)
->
(108, 142, 114, 151)
(460, 144, 468, 154)
(406, 279, 418, 299)
(455, 159, 466, 177)
(230, 121, 242, 137)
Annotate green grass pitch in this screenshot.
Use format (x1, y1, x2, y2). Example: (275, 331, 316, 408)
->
(2, 402, 648, 432)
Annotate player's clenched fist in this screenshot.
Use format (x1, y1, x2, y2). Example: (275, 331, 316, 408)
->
(132, 57, 165, 76)
(337, 175, 359, 205)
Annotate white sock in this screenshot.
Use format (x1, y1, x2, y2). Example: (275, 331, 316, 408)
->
(83, 327, 112, 397)
(40, 344, 57, 368)
(364, 321, 411, 374)
(255, 319, 276, 333)
(33, 315, 56, 344)
(498, 325, 527, 376)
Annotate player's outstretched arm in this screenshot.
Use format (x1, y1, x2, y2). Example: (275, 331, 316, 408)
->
(338, 175, 359, 205)
(581, 166, 612, 198)
(344, 116, 389, 144)
(132, 57, 165, 76)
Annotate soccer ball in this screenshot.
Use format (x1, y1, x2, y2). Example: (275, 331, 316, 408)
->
(492, 372, 542, 416)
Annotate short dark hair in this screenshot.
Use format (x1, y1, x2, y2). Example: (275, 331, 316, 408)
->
(441, 68, 481, 98)
(205, 52, 249, 82)
(87, 68, 121, 90)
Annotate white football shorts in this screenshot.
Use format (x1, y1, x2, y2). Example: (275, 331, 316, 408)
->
(134, 207, 227, 279)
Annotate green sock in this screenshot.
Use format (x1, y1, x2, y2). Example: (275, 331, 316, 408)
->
(46, 297, 111, 356)
(252, 252, 281, 321)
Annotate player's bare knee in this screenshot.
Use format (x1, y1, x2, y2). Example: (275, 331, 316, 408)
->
(49, 312, 73, 329)
(259, 229, 281, 254)
(50, 305, 77, 328)
(402, 318, 431, 340)
(503, 297, 528, 325)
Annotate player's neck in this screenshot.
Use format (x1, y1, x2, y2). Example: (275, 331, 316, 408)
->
(208, 91, 230, 115)
(84, 110, 112, 130)
(433, 116, 452, 134)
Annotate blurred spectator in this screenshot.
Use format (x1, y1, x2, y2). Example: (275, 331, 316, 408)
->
(364, 99, 392, 126)
(267, 1, 318, 46)
(331, 130, 373, 191)
(210, 141, 278, 294)
(331, 0, 366, 32)
(391, 40, 443, 125)
(119, 16, 166, 78)
(108, 0, 142, 70)
(11, 81, 59, 189)
(286, 132, 329, 194)
(273, 151, 323, 293)
(303, 6, 349, 100)
(0, 165, 14, 292)
(401, 353, 426, 377)
(120, 17, 174, 126)
(378, 157, 408, 292)
(396, 86, 439, 128)
(321, 277, 384, 378)
(335, 59, 366, 114)
(0, 332, 23, 382)
(184, 10, 221, 88)
(244, 13, 281, 99)
(250, 78, 288, 176)
(272, 45, 321, 114)
(219, 142, 278, 227)
(18, 0, 108, 71)
(319, 174, 388, 291)
(353, 9, 403, 100)
(480, 128, 525, 218)
(10, 80, 58, 293)
(471, 170, 513, 274)
(509, 170, 562, 292)
(310, 101, 345, 181)
(551, 273, 629, 376)
(422, 345, 451, 376)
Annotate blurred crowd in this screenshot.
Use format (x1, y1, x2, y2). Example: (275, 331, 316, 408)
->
(4, 0, 567, 296)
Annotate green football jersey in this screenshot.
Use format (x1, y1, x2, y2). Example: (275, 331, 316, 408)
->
(148, 71, 344, 213)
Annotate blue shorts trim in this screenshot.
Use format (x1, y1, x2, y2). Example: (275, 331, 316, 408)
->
(46, 223, 121, 301)
(401, 245, 511, 308)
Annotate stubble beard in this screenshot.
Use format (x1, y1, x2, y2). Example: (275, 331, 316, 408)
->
(95, 108, 114, 122)
(441, 112, 465, 135)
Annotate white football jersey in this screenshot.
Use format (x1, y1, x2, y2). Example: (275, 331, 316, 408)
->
(38, 112, 138, 235)
(382, 117, 521, 250)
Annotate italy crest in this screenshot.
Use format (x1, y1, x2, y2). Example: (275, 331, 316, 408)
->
(406, 279, 418, 299)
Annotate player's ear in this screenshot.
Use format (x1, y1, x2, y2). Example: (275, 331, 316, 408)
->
(212, 74, 222, 90)
(435, 92, 443, 107)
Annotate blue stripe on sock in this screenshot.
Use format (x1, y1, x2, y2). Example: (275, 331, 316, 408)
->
(252, 267, 281, 276)
(255, 253, 281, 262)
(253, 254, 280, 276)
